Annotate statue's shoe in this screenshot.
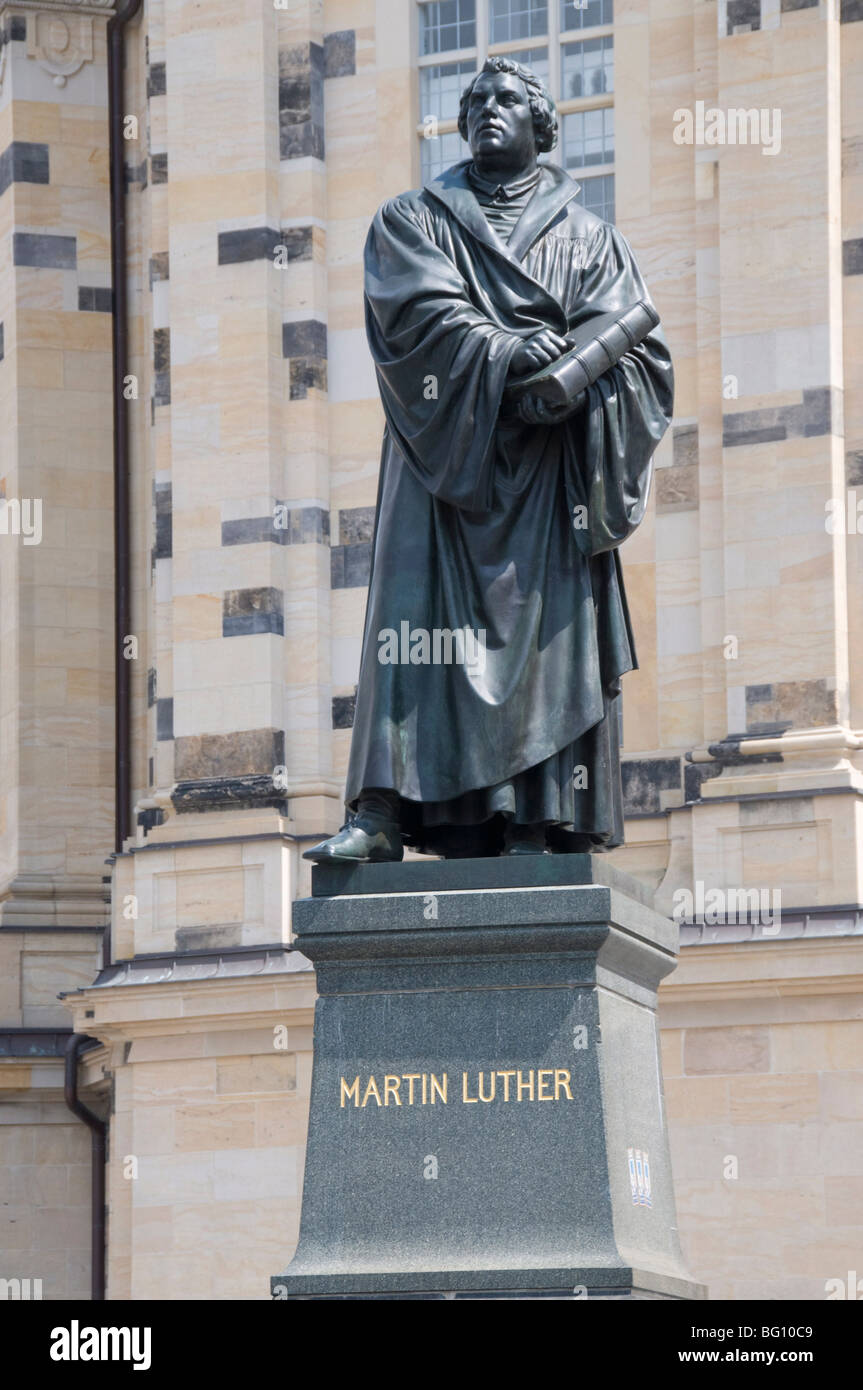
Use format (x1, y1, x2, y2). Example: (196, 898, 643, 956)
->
(302, 820, 403, 864)
(505, 841, 551, 855)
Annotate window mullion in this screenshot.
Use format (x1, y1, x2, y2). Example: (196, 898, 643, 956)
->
(477, 0, 490, 65)
(549, 0, 561, 101)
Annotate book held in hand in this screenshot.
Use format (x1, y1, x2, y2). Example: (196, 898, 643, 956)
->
(505, 299, 661, 406)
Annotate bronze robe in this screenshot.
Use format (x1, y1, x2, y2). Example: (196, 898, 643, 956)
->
(345, 161, 673, 855)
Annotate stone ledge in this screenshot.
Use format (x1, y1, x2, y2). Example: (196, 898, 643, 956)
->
(310, 850, 654, 907)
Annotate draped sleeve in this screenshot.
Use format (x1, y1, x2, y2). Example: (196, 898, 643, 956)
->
(560, 222, 674, 557)
(363, 195, 520, 512)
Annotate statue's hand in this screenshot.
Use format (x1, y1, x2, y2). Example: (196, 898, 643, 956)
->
(516, 390, 587, 426)
(509, 329, 570, 378)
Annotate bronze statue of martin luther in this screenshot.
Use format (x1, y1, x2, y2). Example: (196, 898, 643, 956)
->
(306, 58, 673, 864)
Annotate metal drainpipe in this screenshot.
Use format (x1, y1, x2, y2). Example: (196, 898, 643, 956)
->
(64, 1035, 107, 1302)
(108, 0, 144, 909)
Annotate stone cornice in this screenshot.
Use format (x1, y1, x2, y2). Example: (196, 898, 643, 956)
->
(0, 2, 115, 13)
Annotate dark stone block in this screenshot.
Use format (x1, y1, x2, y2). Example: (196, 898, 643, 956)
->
(221, 516, 277, 547)
(13, 232, 76, 269)
(223, 611, 285, 637)
(343, 541, 372, 588)
(125, 160, 148, 191)
(137, 806, 165, 833)
(746, 678, 837, 731)
(218, 225, 281, 265)
(279, 42, 325, 161)
(147, 667, 157, 707)
(154, 512, 172, 559)
(223, 585, 284, 636)
(279, 119, 325, 161)
(339, 505, 376, 546)
(279, 44, 312, 121)
(289, 507, 304, 545)
(171, 772, 289, 815)
(223, 585, 283, 617)
(149, 251, 169, 286)
(801, 386, 836, 437)
(151, 152, 168, 184)
(330, 546, 345, 589)
(656, 463, 698, 512)
(280, 226, 314, 262)
(672, 423, 698, 468)
(683, 759, 722, 804)
(331, 543, 372, 588)
(844, 239, 863, 275)
(10, 16, 26, 40)
(0, 141, 49, 196)
(723, 423, 786, 447)
(153, 327, 170, 373)
(289, 357, 327, 399)
(153, 370, 171, 408)
(841, 0, 863, 19)
(156, 697, 173, 742)
(301, 505, 328, 543)
(745, 683, 773, 704)
(846, 449, 863, 486)
(324, 29, 356, 78)
(282, 318, 328, 359)
(726, 0, 761, 31)
(621, 757, 681, 816)
(174, 727, 285, 781)
(332, 691, 356, 729)
(279, 40, 324, 106)
(147, 61, 166, 98)
(13, 142, 49, 185)
(78, 285, 112, 312)
(781, 0, 817, 8)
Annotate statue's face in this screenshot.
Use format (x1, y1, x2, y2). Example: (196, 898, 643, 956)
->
(466, 70, 536, 167)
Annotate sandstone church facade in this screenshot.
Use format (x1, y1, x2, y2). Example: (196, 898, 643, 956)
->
(1, 0, 862, 1300)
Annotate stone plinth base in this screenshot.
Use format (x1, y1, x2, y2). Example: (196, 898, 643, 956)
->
(272, 855, 706, 1301)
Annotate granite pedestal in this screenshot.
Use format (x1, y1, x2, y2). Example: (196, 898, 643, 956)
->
(272, 855, 705, 1300)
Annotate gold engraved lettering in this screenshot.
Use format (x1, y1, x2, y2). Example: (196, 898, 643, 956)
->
(497, 1070, 516, 1101)
(361, 1076, 382, 1107)
(430, 1073, 448, 1104)
(383, 1075, 402, 1106)
(340, 1076, 360, 1108)
(478, 1071, 496, 1103)
(517, 1069, 535, 1101)
(422, 1073, 428, 1105)
(554, 1068, 574, 1100)
(403, 1073, 421, 1105)
(537, 1069, 554, 1100)
(462, 1071, 478, 1103)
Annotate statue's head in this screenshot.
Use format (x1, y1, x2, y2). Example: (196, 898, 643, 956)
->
(458, 58, 558, 169)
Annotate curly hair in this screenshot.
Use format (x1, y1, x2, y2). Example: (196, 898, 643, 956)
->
(457, 57, 558, 155)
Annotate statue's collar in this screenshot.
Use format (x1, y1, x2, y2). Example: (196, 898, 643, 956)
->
(424, 161, 581, 264)
(465, 162, 543, 202)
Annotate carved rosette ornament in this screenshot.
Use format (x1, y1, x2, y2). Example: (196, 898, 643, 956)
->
(28, 10, 93, 85)
(0, 1, 115, 90)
